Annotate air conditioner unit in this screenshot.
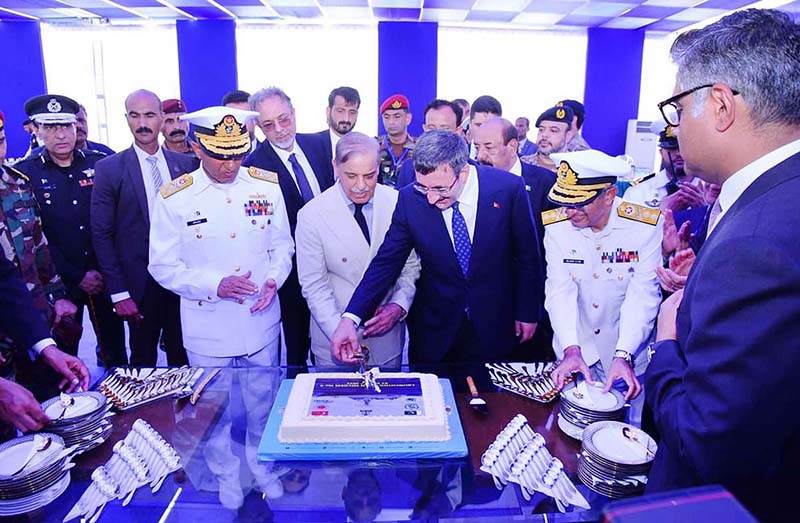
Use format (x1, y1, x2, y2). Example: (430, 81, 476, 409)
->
(624, 120, 660, 178)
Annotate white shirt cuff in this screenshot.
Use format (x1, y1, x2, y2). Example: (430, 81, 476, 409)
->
(30, 338, 56, 357)
(341, 312, 362, 326)
(110, 291, 131, 303)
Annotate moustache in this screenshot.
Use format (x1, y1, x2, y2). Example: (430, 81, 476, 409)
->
(169, 130, 186, 137)
(478, 159, 493, 167)
(136, 127, 153, 134)
(350, 187, 370, 195)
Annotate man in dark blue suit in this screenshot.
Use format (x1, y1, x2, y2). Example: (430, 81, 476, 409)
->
(243, 87, 335, 368)
(309, 86, 361, 184)
(646, 9, 800, 522)
(330, 130, 543, 372)
(514, 117, 537, 157)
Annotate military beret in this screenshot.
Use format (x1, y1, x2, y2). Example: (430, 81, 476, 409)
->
(180, 106, 259, 160)
(536, 105, 574, 128)
(162, 98, 187, 114)
(558, 99, 585, 127)
(380, 94, 410, 114)
(547, 149, 631, 207)
(24, 94, 79, 125)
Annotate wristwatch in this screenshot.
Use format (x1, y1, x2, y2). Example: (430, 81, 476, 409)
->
(613, 350, 633, 366)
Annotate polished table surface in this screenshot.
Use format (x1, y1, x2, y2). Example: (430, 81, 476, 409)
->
(14, 366, 614, 522)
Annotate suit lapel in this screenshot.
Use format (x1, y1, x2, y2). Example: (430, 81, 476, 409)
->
(369, 187, 393, 259)
(413, 192, 462, 276)
(124, 147, 150, 226)
(297, 134, 333, 191)
(319, 186, 370, 269)
(261, 142, 303, 207)
(163, 150, 190, 180)
(469, 170, 501, 278)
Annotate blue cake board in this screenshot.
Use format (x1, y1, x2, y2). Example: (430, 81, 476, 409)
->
(258, 378, 469, 461)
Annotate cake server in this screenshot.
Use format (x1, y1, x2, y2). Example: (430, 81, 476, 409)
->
(466, 376, 488, 415)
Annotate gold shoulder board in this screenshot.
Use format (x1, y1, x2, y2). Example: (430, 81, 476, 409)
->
(629, 172, 656, 187)
(248, 166, 279, 184)
(159, 174, 193, 199)
(541, 207, 569, 226)
(617, 201, 660, 225)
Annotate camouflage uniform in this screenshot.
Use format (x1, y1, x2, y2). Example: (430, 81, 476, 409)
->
(0, 164, 66, 379)
(377, 134, 415, 187)
(563, 134, 591, 152)
(521, 152, 557, 173)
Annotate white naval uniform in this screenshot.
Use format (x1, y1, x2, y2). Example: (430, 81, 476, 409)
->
(148, 165, 294, 358)
(543, 197, 662, 375)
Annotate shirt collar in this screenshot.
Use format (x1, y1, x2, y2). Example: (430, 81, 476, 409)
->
(717, 137, 800, 215)
(455, 164, 478, 208)
(133, 142, 166, 163)
(336, 179, 374, 209)
(510, 158, 522, 176)
(273, 140, 298, 162)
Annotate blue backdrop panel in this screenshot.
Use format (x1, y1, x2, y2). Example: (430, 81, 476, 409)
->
(582, 28, 645, 156)
(377, 21, 437, 138)
(0, 22, 47, 158)
(176, 20, 238, 112)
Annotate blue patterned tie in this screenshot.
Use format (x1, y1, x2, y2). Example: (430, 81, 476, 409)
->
(288, 153, 315, 203)
(451, 201, 471, 277)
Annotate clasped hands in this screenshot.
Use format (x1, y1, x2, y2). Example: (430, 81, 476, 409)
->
(551, 346, 641, 400)
(217, 271, 277, 312)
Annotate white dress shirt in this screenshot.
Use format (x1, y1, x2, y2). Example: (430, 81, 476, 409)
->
(509, 158, 523, 177)
(441, 164, 479, 249)
(273, 141, 322, 197)
(132, 142, 169, 214)
(329, 129, 341, 155)
(708, 138, 800, 236)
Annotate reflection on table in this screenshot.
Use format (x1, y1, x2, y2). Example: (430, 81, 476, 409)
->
(19, 365, 613, 522)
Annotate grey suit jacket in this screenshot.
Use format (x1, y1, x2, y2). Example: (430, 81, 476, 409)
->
(91, 146, 199, 304)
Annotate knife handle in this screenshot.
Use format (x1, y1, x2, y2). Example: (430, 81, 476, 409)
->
(190, 368, 220, 405)
(466, 376, 479, 398)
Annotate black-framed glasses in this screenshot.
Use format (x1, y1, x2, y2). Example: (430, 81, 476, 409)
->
(413, 173, 459, 196)
(657, 84, 740, 127)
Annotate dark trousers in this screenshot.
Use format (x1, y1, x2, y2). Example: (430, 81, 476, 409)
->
(129, 277, 187, 367)
(510, 313, 555, 362)
(71, 290, 128, 367)
(279, 265, 311, 369)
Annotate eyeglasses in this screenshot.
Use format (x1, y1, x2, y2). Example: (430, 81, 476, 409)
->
(657, 84, 740, 127)
(412, 174, 459, 196)
(260, 114, 293, 133)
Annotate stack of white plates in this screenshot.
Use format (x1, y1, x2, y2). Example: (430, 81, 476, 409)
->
(557, 382, 625, 439)
(0, 433, 72, 516)
(577, 421, 657, 498)
(41, 391, 112, 452)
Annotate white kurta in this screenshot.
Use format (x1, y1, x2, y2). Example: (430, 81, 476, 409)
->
(544, 198, 662, 374)
(148, 166, 294, 357)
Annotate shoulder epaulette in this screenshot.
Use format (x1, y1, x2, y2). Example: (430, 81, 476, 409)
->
(159, 174, 193, 198)
(248, 166, 279, 183)
(541, 207, 569, 226)
(3, 164, 29, 182)
(617, 201, 660, 225)
(629, 172, 656, 187)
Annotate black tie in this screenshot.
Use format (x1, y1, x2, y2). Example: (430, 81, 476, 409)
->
(353, 203, 371, 245)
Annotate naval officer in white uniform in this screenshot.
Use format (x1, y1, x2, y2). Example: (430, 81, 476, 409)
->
(543, 150, 662, 410)
(148, 106, 293, 508)
(148, 106, 293, 366)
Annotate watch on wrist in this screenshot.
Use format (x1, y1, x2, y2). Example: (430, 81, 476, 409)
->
(613, 350, 633, 366)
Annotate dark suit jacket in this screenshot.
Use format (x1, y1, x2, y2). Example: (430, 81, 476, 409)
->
(518, 139, 537, 157)
(346, 165, 543, 363)
(520, 161, 556, 252)
(310, 129, 335, 183)
(0, 256, 50, 352)
(242, 134, 334, 235)
(91, 146, 199, 304)
(645, 151, 800, 522)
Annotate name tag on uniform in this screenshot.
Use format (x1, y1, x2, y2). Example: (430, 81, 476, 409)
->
(245, 199, 273, 216)
(187, 218, 207, 226)
(79, 179, 93, 187)
(563, 259, 584, 264)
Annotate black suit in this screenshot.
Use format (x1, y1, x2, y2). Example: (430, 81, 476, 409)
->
(242, 135, 334, 367)
(310, 129, 335, 183)
(91, 147, 199, 366)
(0, 256, 50, 354)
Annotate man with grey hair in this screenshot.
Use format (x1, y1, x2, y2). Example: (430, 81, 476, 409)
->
(243, 87, 333, 370)
(647, 9, 800, 521)
(296, 132, 420, 369)
(330, 130, 544, 380)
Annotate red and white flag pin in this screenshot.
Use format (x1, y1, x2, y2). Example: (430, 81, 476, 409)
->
(493, 201, 501, 209)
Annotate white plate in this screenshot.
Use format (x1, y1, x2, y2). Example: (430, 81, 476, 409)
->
(563, 383, 620, 410)
(0, 470, 70, 516)
(583, 421, 657, 465)
(44, 394, 100, 419)
(557, 413, 584, 440)
(0, 434, 64, 478)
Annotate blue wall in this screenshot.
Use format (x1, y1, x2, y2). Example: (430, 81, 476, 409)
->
(176, 20, 238, 112)
(0, 22, 47, 158)
(582, 28, 645, 156)
(377, 21, 438, 138)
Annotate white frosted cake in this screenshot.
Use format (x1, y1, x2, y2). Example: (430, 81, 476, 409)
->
(278, 372, 450, 443)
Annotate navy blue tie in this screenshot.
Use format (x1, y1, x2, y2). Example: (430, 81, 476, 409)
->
(451, 201, 471, 277)
(353, 203, 371, 245)
(288, 153, 315, 203)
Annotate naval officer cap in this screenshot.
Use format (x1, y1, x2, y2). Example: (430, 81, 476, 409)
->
(179, 106, 259, 160)
(24, 94, 80, 125)
(547, 149, 631, 207)
(536, 104, 574, 128)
